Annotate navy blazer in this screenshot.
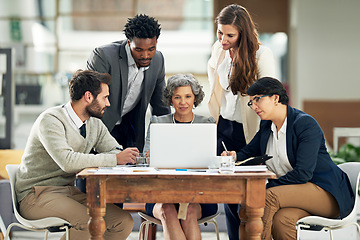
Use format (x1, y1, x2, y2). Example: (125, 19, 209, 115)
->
(87, 40, 170, 151)
(237, 105, 354, 218)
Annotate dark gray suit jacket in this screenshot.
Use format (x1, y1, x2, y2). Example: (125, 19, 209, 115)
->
(87, 40, 170, 151)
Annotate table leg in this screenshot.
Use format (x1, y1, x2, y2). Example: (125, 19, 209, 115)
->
(87, 177, 106, 240)
(244, 207, 264, 240)
(239, 179, 266, 240)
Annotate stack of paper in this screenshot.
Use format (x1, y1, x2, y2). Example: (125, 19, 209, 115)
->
(234, 165, 268, 172)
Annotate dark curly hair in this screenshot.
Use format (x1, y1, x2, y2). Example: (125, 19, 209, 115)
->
(69, 70, 111, 101)
(123, 14, 161, 41)
(163, 74, 205, 108)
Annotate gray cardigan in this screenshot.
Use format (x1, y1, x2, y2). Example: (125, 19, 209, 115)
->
(143, 113, 216, 153)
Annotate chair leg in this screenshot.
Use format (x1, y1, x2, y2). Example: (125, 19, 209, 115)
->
(60, 226, 70, 240)
(139, 222, 145, 240)
(66, 226, 70, 240)
(354, 222, 360, 235)
(139, 221, 152, 240)
(211, 219, 220, 240)
(44, 230, 49, 240)
(4, 223, 15, 240)
(202, 219, 220, 240)
(329, 229, 333, 240)
(144, 222, 149, 240)
(296, 225, 300, 240)
(139, 218, 156, 240)
(0, 216, 7, 240)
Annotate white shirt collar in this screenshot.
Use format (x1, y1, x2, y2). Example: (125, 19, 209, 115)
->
(64, 102, 85, 128)
(125, 43, 136, 67)
(271, 117, 287, 138)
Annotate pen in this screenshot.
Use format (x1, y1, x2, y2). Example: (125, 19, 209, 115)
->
(221, 141, 229, 156)
(115, 146, 123, 151)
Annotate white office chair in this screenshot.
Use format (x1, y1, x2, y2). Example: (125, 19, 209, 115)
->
(4, 164, 71, 240)
(138, 211, 221, 240)
(296, 162, 360, 240)
(1, 215, 7, 239)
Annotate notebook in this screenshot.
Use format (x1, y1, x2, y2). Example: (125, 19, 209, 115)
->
(149, 123, 217, 168)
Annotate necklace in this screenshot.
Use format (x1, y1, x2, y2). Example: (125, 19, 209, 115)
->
(172, 113, 195, 124)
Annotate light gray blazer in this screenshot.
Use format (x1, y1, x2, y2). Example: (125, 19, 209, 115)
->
(87, 40, 170, 151)
(143, 113, 216, 153)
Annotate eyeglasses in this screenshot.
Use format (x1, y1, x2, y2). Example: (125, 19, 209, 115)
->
(247, 94, 271, 108)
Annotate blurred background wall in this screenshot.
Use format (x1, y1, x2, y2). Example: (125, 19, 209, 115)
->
(0, 0, 359, 149)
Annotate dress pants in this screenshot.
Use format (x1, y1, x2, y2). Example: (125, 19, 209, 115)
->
(262, 182, 340, 240)
(217, 115, 247, 240)
(20, 186, 134, 240)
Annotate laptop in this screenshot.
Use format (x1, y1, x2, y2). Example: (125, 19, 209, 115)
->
(149, 123, 217, 169)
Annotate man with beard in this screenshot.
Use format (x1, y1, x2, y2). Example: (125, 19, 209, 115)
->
(87, 14, 170, 152)
(15, 70, 137, 240)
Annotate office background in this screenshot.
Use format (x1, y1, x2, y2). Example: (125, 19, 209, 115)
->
(0, 0, 359, 149)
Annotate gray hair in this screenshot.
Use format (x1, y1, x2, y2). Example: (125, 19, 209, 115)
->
(163, 74, 205, 107)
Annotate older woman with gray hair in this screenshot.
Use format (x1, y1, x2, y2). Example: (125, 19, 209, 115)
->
(143, 73, 217, 240)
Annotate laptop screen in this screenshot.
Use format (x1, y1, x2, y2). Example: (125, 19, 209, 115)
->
(149, 123, 217, 169)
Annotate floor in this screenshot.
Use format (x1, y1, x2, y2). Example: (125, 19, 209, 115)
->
(9, 231, 229, 240)
(7, 226, 360, 240)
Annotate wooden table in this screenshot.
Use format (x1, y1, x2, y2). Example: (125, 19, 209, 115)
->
(77, 169, 276, 240)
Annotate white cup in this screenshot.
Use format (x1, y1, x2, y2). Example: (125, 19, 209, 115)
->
(219, 156, 235, 174)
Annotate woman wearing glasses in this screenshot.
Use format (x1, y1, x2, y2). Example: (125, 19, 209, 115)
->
(223, 77, 354, 240)
(207, 4, 275, 238)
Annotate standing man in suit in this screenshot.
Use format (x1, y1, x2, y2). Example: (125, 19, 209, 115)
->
(87, 14, 170, 152)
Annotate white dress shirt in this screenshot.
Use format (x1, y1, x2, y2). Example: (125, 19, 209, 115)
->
(216, 45, 276, 124)
(62, 102, 86, 134)
(217, 50, 243, 123)
(265, 118, 293, 178)
(121, 44, 149, 118)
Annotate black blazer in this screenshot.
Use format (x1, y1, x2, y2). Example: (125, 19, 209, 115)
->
(87, 40, 170, 151)
(237, 105, 354, 218)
